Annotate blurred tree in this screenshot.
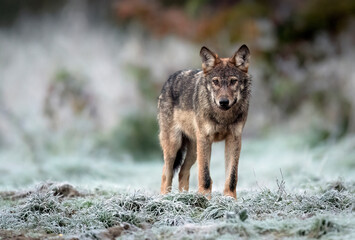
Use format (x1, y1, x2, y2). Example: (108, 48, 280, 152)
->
(43, 69, 98, 131)
(97, 65, 161, 160)
(0, 0, 67, 26)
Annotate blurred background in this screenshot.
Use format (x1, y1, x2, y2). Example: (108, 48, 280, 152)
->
(0, 0, 354, 191)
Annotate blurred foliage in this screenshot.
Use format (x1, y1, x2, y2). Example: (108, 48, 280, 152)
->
(307, 93, 352, 146)
(102, 113, 160, 160)
(40, 69, 99, 156)
(98, 65, 160, 159)
(115, 0, 269, 41)
(115, 0, 355, 43)
(308, 127, 332, 148)
(200, 1, 268, 43)
(0, 0, 67, 26)
(277, 0, 355, 43)
(126, 64, 160, 103)
(270, 77, 303, 114)
(184, 0, 211, 17)
(44, 68, 97, 130)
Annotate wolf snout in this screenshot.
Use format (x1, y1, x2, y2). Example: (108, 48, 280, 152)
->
(219, 98, 229, 108)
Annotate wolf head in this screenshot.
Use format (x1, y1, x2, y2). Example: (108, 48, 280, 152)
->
(200, 45, 250, 111)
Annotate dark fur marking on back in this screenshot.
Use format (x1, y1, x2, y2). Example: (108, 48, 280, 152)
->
(229, 166, 237, 191)
(203, 165, 211, 189)
(164, 69, 202, 110)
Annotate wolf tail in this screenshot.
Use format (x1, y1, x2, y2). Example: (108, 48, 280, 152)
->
(173, 135, 188, 174)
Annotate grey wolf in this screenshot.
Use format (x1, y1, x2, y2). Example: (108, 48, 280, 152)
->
(158, 45, 251, 199)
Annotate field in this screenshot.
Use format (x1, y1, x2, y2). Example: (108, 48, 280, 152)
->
(1, 1, 355, 239)
(1, 133, 354, 240)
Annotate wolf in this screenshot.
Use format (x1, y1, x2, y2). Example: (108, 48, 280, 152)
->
(158, 45, 251, 199)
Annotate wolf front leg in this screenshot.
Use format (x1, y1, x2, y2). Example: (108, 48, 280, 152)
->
(196, 135, 213, 199)
(223, 133, 242, 199)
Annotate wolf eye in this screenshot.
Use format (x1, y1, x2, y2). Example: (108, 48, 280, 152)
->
(230, 78, 237, 85)
(212, 78, 219, 86)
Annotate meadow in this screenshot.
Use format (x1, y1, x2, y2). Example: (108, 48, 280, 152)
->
(1, 1, 354, 239)
(0, 133, 354, 239)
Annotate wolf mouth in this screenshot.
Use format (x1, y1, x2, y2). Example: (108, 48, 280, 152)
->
(216, 99, 237, 111)
(219, 105, 231, 111)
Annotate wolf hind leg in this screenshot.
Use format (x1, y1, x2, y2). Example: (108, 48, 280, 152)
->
(178, 139, 196, 192)
(160, 130, 182, 194)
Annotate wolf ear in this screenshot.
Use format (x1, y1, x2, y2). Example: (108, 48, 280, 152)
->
(200, 46, 219, 72)
(231, 44, 250, 73)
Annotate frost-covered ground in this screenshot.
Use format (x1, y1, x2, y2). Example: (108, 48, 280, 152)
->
(0, 133, 354, 239)
(1, 2, 355, 239)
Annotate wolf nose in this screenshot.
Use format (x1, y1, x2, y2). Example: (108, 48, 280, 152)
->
(219, 99, 229, 107)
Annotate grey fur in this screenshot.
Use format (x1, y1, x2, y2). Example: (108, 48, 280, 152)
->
(159, 45, 251, 198)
